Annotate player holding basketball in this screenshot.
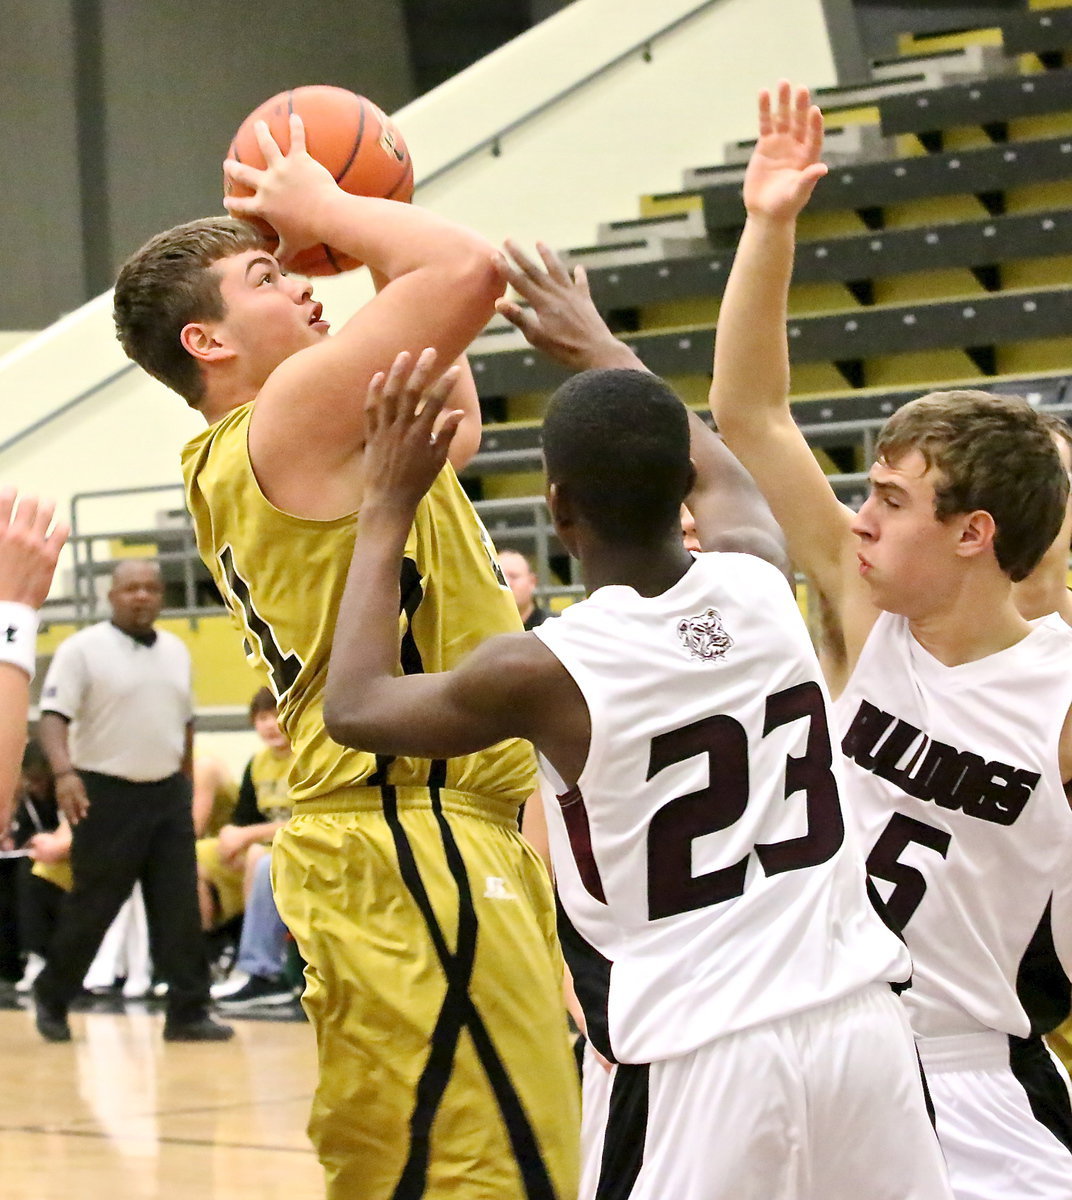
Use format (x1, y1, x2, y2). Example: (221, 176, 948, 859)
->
(710, 82, 1072, 1197)
(113, 115, 579, 1199)
(321, 349, 952, 1199)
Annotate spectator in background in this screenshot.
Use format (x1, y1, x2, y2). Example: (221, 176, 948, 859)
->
(191, 750, 238, 839)
(33, 558, 231, 1043)
(212, 850, 296, 1009)
(498, 547, 550, 629)
(195, 687, 293, 934)
(6, 743, 63, 993)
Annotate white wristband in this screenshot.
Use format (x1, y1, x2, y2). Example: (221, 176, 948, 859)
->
(0, 602, 39, 680)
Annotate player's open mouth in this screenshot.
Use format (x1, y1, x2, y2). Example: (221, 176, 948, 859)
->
(857, 554, 872, 576)
(308, 303, 329, 331)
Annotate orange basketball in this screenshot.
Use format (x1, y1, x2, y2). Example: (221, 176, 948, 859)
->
(225, 85, 414, 275)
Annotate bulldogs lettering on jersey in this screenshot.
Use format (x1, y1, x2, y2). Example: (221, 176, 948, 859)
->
(534, 553, 908, 1064)
(833, 610, 1072, 1040)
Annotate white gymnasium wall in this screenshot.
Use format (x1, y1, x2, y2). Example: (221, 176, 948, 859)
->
(0, 0, 835, 595)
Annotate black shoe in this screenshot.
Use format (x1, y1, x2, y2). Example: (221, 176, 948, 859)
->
(215, 973, 296, 1010)
(33, 988, 71, 1043)
(162, 1014, 235, 1042)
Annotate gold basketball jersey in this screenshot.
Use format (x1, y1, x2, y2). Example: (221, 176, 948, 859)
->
(248, 744, 293, 822)
(181, 403, 536, 811)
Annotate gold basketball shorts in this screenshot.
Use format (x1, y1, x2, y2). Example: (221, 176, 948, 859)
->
(195, 837, 246, 925)
(272, 785, 580, 1200)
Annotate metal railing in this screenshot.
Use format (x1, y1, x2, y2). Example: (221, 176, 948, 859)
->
(416, 0, 725, 191)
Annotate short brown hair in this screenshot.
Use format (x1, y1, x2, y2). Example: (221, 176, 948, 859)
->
(875, 389, 1069, 582)
(113, 217, 266, 407)
(249, 686, 277, 721)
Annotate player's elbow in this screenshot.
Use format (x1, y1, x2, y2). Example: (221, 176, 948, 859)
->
(323, 691, 377, 752)
(440, 239, 504, 307)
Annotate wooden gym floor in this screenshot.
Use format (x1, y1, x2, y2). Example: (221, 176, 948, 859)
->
(0, 998, 323, 1199)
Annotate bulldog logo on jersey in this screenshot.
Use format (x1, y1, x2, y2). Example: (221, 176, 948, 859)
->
(677, 607, 733, 663)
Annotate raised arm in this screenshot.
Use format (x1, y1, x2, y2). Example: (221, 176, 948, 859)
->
(0, 492, 68, 830)
(496, 242, 788, 573)
(224, 117, 502, 487)
(709, 84, 875, 651)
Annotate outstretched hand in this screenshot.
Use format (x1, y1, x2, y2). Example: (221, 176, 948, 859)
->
(223, 114, 336, 263)
(361, 349, 464, 514)
(743, 81, 828, 222)
(0, 489, 68, 610)
(495, 240, 640, 372)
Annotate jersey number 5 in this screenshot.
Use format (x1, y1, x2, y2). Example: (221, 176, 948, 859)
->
(646, 681, 845, 920)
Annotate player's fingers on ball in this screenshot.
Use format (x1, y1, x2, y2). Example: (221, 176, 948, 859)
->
(223, 196, 256, 218)
(288, 113, 307, 156)
(536, 242, 571, 286)
(254, 120, 282, 164)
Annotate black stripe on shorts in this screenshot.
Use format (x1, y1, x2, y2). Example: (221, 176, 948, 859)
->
(382, 783, 557, 1200)
(595, 1062, 649, 1200)
(1008, 1034, 1072, 1156)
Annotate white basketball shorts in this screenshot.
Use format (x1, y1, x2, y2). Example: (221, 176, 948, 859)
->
(920, 1029, 1072, 1200)
(580, 982, 952, 1199)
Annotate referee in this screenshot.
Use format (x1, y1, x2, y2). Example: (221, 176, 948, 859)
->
(32, 559, 232, 1042)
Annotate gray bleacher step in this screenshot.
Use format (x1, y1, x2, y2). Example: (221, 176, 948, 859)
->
(701, 132, 1072, 231)
(469, 285, 1072, 395)
(596, 206, 707, 246)
(1001, 7, 1072, 58)
(870, 42, 1011, 84)
(879, 64, 1072, 138)
(722, 121, 894, 168)
(681, 161, 746, 192)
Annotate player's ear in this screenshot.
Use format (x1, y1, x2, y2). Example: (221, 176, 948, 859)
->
(180, 322, 237, 365)
(954, 509, 996, 561)
(546, 482, 575, 531)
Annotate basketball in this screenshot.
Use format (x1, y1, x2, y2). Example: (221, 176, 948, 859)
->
(225, 85, 414, 275)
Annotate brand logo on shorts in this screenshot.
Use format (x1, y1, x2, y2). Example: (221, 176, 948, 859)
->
(677, 607, 733, 663)
(484, 877, 517, 901)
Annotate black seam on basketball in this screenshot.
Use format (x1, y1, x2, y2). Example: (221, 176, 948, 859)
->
(385, 158, 414, 200)
(286, 90, 294, 116)
(335, 99, 367, 185)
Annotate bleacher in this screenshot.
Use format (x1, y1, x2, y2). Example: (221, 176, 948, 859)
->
(462, 4, 1072, 586)
(50, 0, 1072, 625)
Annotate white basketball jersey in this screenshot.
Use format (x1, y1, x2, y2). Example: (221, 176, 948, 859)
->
(534, 553, 909, 1064)
(834, 610, 1072, 1041)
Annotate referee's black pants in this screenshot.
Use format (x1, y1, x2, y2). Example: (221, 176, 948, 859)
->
(35, 770, 211, 1024)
